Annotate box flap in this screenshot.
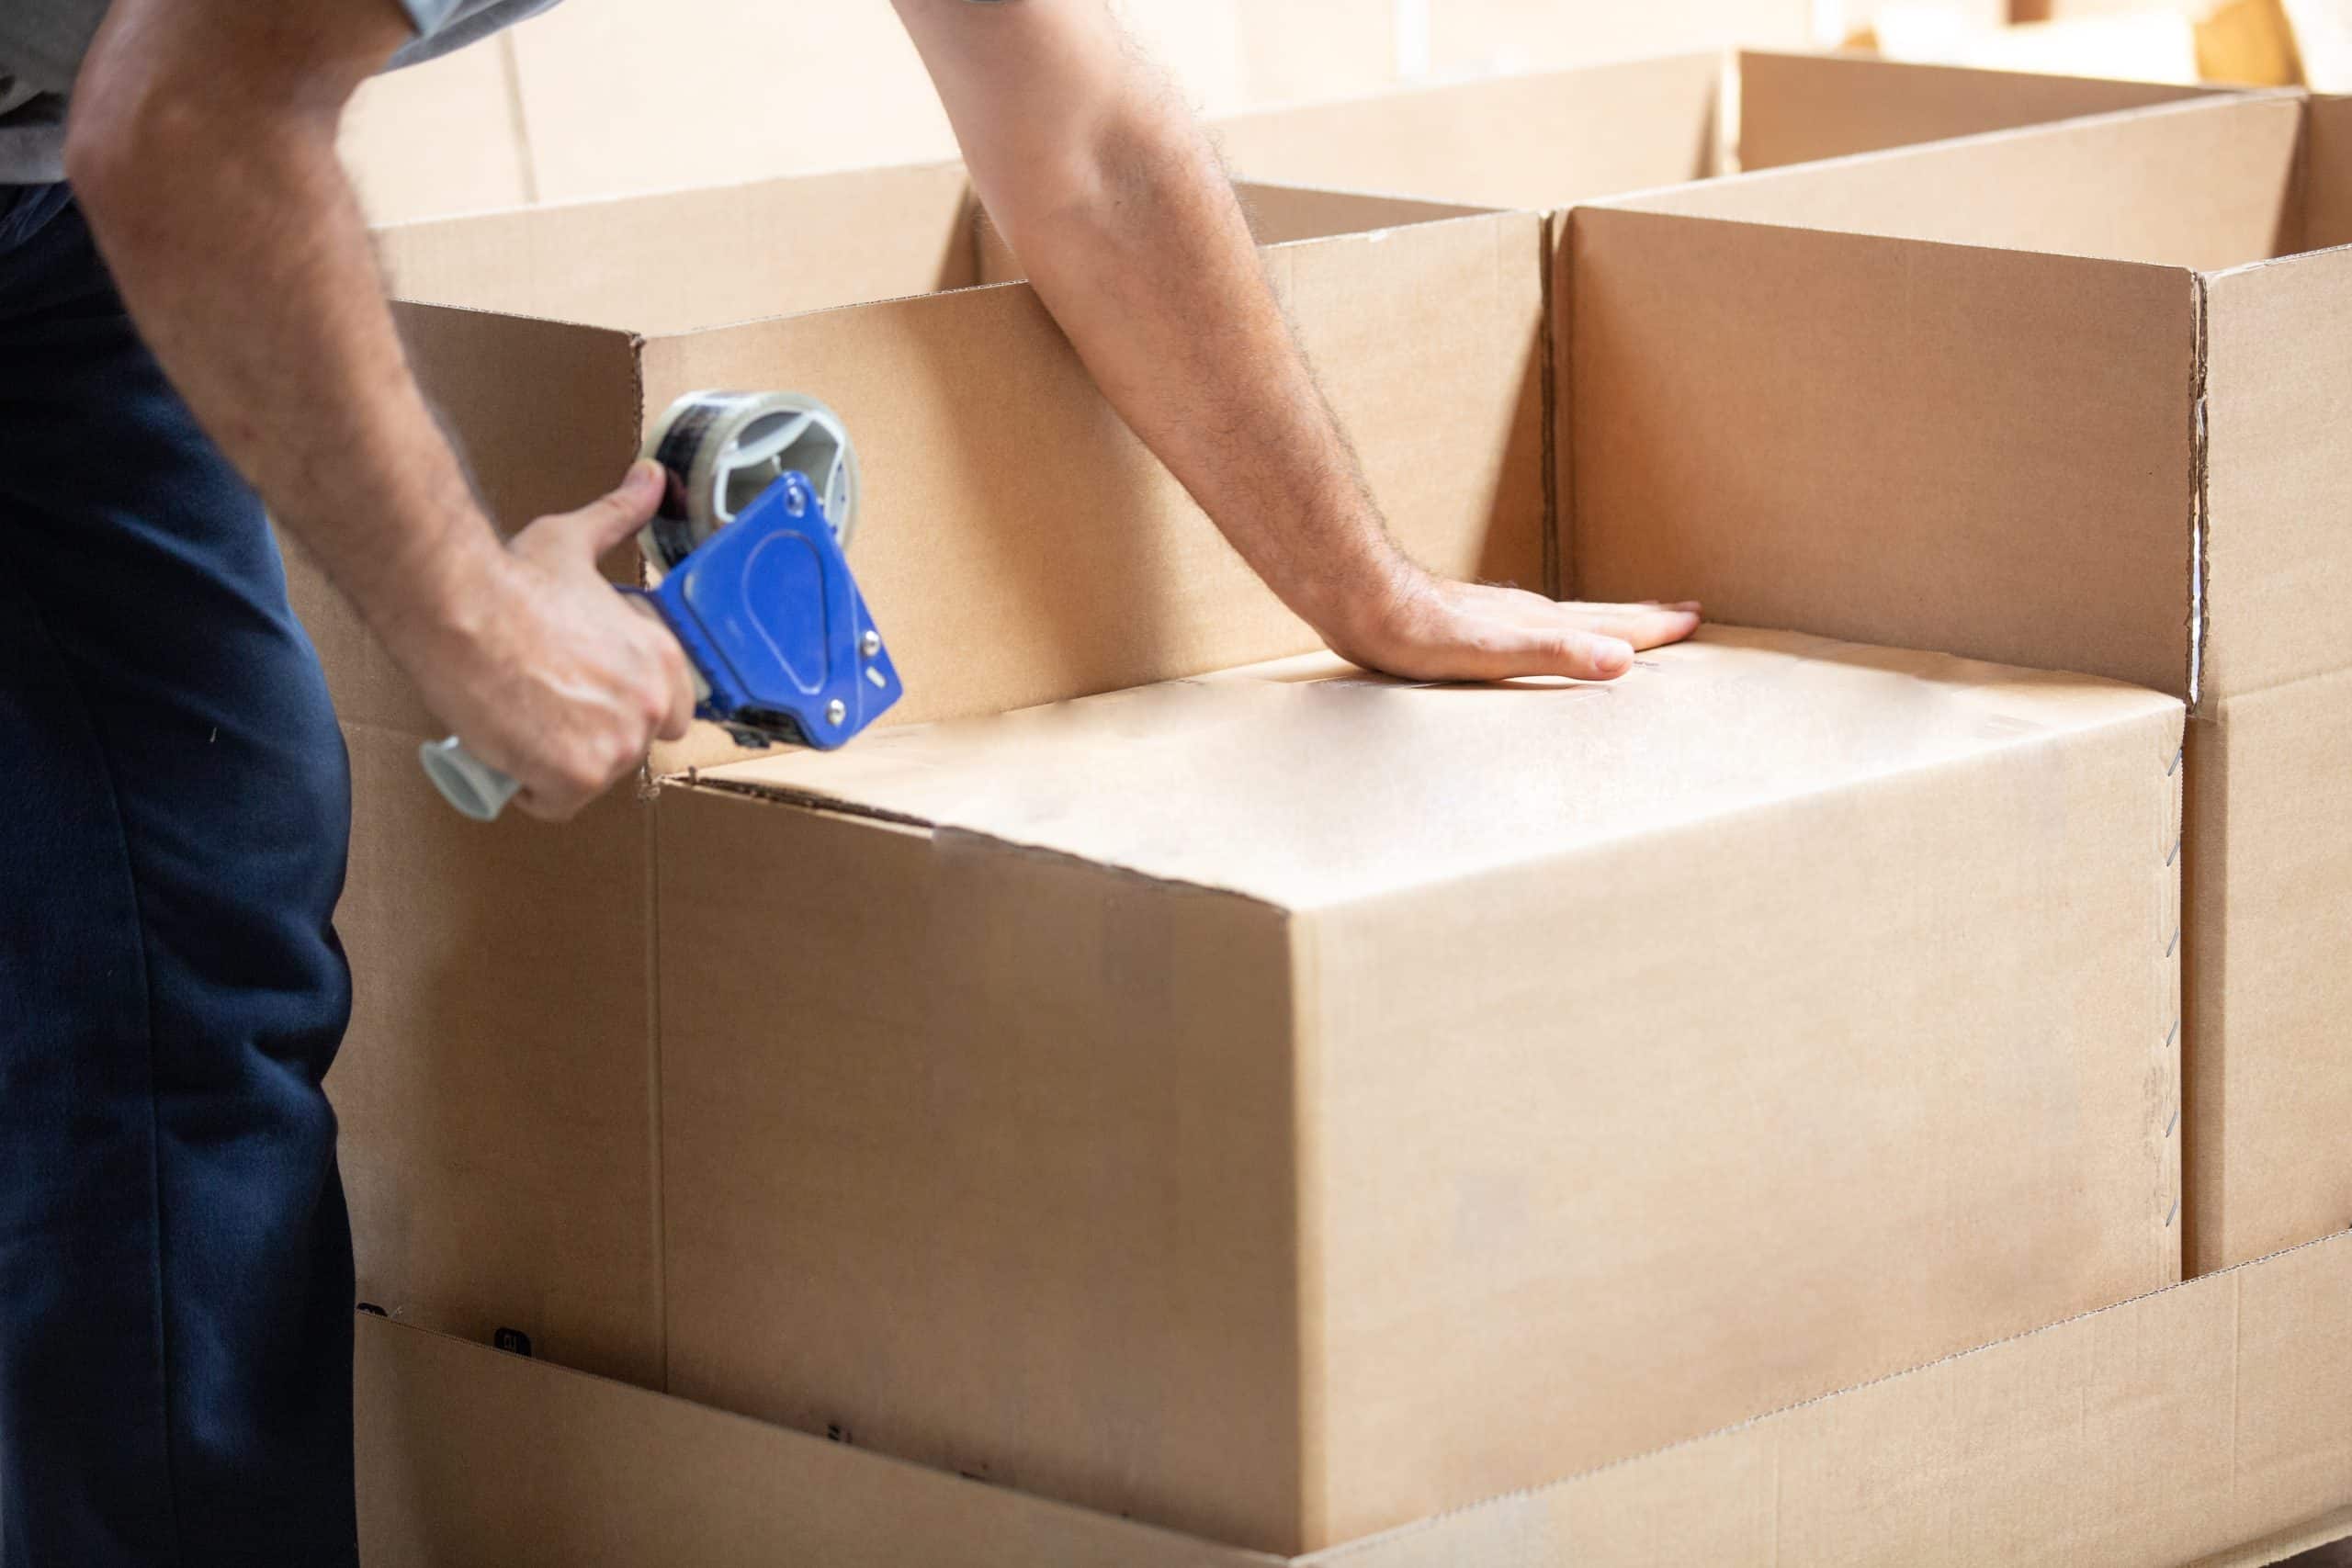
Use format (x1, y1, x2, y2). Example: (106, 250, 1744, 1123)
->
(976, 185, 1503, 288)
(691, 626, 2177, 909)
(356, 1317, 1267, 1568)
(1735, 49, 2219, 172)
(1210, 52, 1724, 210)
(1605, 95, 2304, 273)
(376, 162, 982, 334)
(1566, 209, 2199, 699)
(2200, 245, 2352, 702)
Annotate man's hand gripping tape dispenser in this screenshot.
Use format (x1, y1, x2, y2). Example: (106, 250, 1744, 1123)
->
(419, 390, 904, 820)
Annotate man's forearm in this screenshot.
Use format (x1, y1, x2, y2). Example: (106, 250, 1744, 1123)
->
(993, 104, 1415, 654)
(66, 5, 501, 665)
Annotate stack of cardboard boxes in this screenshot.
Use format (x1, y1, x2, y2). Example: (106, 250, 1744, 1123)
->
(309, 49, 2351, 1568)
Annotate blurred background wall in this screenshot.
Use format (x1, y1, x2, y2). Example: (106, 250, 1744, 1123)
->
(339, 0, 2342, 225)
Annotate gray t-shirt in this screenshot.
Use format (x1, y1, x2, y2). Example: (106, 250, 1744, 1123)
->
(0, 0, 559, 184)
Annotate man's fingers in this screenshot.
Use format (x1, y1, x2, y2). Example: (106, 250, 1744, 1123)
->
(1445, 620, 1635, 682)
(1564, 604, 1703, 650)
(553, 458, 666, 558)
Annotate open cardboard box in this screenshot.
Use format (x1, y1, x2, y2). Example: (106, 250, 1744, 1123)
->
(356, 1228, 2352, 1567)
(1208, 47, 2219, 210)
(1562, 90, 2352, 1281)
(336, 619, 2188, 1552)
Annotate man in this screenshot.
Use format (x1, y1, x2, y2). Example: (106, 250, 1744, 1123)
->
(0, 0, 1701, 1561)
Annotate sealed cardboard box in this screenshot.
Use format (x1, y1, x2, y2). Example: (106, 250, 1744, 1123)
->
(308, 163, 1545, 1383)
(1208, 48, 2216, 209)
(651, 626, 2183, 1551)
(1564, 92, 2352, 1277)
(356, 1228, 2352, 1568)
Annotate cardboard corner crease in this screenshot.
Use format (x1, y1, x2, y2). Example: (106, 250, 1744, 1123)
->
(1561, 88, 2352, 1280)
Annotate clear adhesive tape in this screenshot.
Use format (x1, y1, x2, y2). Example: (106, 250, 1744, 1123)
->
(639, 390, 861, 573)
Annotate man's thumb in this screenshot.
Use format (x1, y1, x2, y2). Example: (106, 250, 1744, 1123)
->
(565, 458, 667, 555)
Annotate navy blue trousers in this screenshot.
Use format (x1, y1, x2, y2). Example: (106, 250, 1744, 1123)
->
(0, 185, 359, 1565)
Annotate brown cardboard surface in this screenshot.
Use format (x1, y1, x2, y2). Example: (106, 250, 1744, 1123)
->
(1608, 94, 2305, 270)
(2202, 246, 2352, 703)
(2311, 96, 2352, 249)
(1736, 47, 2216, 169)
(329, 723, 661, 1386)
(1567, 209, 2199, 694)
(1210, 52, 1726, 209)
(971, 183, 1494, 288)
(2185, 671, 2352, 1275)
(355, 1315, 1260, 1568)
(659, 627, 2182, 1552)
(356, 1224, 2352, 1565)
(374, 162, 982, 333)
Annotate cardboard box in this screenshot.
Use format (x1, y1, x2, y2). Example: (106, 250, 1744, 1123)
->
(1563, 92, 2352, 1277)
(649, 626, 2181, 1551)
(355, 1228, 2352, 1567)
(309, 163, 1545, 1387)
(1208, 48, 2217, 208)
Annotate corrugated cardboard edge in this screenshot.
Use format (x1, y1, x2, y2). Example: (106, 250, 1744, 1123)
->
(2192, 269, 2212, 713)
(2197, 1508, 2352, 1568)
(677, 776, 1293, 912)
(1535, 211, 1563, 599)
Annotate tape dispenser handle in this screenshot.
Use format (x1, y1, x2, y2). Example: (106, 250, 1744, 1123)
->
(418, 736, 523, 823)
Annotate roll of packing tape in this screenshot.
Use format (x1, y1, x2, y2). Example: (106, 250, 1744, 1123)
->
(640, 389, 860, 572)
(419, 389, 861, 823)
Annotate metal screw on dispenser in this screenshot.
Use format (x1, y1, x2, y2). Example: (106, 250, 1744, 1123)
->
(827, 699, 848, 728)
(862, 629, 882, 658)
